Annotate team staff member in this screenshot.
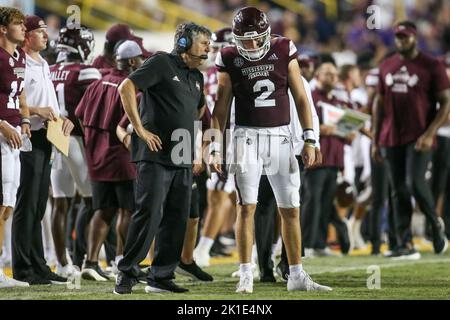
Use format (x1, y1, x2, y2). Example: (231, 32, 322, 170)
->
(76, 40, 143, 281)
(372, 21, 450, 258)
(12, 15, 73, 284)
(114, 22, 211, 294)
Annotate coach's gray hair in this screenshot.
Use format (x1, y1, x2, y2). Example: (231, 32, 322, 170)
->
(174, 22, 211, 48)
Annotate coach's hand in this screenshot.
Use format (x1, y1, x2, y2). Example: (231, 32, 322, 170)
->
(301, 144, 316, 168)
(137, 128, 162, 152)
(61, 117, 74, 136)
(0, 121, 22, 149)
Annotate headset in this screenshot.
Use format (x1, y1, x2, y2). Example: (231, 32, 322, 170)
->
(176, 23, 195, 53)
(176, 22, 208, 59)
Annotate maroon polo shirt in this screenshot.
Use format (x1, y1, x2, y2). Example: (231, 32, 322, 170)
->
(312, 89, 348, 169)
(75, 68, 136, 182)
(377, 52, 450, 147)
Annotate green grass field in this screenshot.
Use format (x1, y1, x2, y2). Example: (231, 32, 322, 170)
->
(1, 252, 449, 300)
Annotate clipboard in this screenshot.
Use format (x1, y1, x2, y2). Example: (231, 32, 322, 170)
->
(47, 117, 70, 157)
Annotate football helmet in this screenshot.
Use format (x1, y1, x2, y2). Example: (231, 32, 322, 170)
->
(56, 26, 95, 63)
(232, 7, 271, 61)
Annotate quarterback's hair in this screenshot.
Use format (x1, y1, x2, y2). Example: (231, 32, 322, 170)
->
(0, 6, 25, 27)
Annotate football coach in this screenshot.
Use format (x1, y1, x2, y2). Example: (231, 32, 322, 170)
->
(114, 22, 211, 294)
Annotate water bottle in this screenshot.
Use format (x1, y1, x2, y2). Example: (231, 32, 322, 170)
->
(20, 134, 32, 152)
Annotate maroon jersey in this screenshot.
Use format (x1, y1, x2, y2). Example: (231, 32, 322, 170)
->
(216, 37, 297, 127)
(50, 63, 101, 136)
(0, 47, 26, 127)
(377, 52, 450, 147)
(75, 69, 136, 181)
(312, 89, 348, 169)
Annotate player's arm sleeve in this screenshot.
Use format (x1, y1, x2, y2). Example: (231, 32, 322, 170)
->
(215, 51, 227, 73)
(288, 40, 298, 62)
(128, 54, 163, 90)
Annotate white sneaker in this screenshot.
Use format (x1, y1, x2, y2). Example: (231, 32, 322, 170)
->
(231, 263, 259, 279)
(193, 248, 210, 268)
(287, 271, 332, 292)
(0, 271, 30, 288)
(236, 272, 253, 294)
(56, 263, 81, 278)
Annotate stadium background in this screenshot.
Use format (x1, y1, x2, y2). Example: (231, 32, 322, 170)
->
(0, 0, 449, 300)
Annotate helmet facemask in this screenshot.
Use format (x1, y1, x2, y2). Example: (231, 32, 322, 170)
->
(234, 26, 271, 62)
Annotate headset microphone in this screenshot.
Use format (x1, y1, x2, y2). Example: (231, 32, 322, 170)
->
(187, 52, 208, 60)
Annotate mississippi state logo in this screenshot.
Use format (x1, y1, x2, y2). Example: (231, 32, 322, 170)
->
(234, 57, 244, 68)
(9, 57, 14, 67)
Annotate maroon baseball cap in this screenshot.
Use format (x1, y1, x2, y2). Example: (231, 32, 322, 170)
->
(24, 15, 47, 32)
(394, 24, 417, 37)
(106, 23, 152, 58)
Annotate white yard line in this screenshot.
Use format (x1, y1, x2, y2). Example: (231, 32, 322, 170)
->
(308, 257, 450, 275)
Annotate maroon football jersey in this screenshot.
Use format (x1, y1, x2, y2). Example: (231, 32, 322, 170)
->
(50, 63, 101, 136)
(312, 89, 349, 169)
(0, 47, 26, 127)
(377, 52, 450, 147)
(75, 69, 136, 181)
(216, 37, 297, 127)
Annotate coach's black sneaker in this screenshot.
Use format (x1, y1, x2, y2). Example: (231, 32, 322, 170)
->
(20, 276, 51, 286)
(81, 261, 110, 281)
(176, 261, 213, 282)
(432, 221, 449, 254)
(276, 260, 289, 282)
(43, 272, 69, 285)
(145, 279, 189, 293)
(113, 272, 138, 295)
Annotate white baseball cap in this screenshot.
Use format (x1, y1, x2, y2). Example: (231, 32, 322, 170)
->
(116, 40, 143, 60)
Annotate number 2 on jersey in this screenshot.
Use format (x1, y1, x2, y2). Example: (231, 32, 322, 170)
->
(253, 79, 275, 107)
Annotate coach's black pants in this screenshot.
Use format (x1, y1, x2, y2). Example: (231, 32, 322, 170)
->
(383, 143, 440, 249)
(118, 161, 192, 281)
(254, 175, 277, 277)
(12, 129, 53, 280)
(302, 167, 338, 249)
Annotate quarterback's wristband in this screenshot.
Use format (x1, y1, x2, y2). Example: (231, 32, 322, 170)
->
(21, 117, 31, 125)
(303, 128, 315, 141)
